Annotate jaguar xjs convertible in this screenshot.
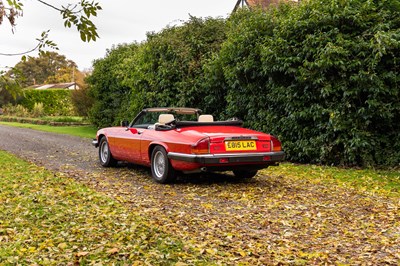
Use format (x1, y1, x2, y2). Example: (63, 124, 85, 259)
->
(92, 107, 285, 183)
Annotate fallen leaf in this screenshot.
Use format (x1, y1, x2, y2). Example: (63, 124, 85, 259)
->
(107, 248, 119, 255)
(76, 251, 89, 257)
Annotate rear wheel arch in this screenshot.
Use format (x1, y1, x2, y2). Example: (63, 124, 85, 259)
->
(148, 144, 157, 162)
(148, 143, 169, 162)
(150, 145, 176, 183)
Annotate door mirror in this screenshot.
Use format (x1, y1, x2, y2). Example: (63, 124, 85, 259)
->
(121, 120, 129, 127)
(129, 128, 138, 134)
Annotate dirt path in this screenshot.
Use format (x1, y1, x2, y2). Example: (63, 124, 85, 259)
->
(1, 124, 399, 265)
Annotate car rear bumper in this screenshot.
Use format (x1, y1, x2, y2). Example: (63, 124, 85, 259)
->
(167, 151, 285, 164)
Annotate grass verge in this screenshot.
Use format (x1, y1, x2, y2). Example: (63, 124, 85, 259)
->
(0, 150, 210, 265)
(0, 121, 97, 139)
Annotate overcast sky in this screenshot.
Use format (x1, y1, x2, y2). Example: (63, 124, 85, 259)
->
(0, 0, 235, 71)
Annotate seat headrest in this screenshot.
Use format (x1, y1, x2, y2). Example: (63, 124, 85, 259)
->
(198, 114, 214, 122)
(158, 114, 175, 125)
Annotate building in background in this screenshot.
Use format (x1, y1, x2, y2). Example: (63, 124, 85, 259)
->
(29, 82, 80, 90)
(233, 0, 299, 12)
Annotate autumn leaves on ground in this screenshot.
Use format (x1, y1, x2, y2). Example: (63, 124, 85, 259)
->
(1, 150, 399, 265)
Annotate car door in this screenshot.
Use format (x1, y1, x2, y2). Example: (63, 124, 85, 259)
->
(110, 127, 142, 163)
(113, 111, 160, 164)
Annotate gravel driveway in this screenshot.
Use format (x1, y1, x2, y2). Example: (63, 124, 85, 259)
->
(0, 124, 99, 172)
(1, 124, 399, 265)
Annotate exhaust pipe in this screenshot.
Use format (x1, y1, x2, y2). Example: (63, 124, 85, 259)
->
(201, 167, 207, 172)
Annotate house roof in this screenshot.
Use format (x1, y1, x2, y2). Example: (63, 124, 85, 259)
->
(233, 0, 299, 12)
(28, 82, 78, 90)
(247, 0, 281, 8)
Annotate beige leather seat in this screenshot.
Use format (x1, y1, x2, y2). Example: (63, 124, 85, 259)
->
(198, 114, 214, 122)
(158, 114, 175, 125)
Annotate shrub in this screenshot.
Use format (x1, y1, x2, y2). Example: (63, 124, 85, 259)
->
(18, 89, 75, 116)
(87, 44, 138, 127)
(123, 16, 227, 118)
(0, 87, 17, 107)
(71, 86, 94, 117)
(87, 1, 400, 167)
(216, 0, 400, 166)
(32, 102, 45, 117)
(87, 17, 226, 128)
(3, 103, 30, 117)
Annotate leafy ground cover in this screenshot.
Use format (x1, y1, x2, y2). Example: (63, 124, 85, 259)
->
(265, 164, 400, 197)
(0, 121, 97, 138)
(67, 164, 399, 265)
(0, 122, 399, 264)
(0, 150, 211, 265)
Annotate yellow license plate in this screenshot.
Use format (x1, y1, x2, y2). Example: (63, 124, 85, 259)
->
(225, 140, 257, 151)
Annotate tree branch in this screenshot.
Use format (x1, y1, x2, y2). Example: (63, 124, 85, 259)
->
(36, 0, 83, 14)
(35, 0, 62, 12)
(0, 30, 57, 57)
(0, 43, 40, 56)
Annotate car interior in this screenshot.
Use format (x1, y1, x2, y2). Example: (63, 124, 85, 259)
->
(130, 108, 243, 130)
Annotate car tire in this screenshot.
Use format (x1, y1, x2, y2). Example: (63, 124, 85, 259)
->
(233, 170, 258, 179)
(99, 137, 117, 167)
(151, 146, 176, 184)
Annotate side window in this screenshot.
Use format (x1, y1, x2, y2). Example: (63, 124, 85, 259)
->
(132, 112, 160, 128)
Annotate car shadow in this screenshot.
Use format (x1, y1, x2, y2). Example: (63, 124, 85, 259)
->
(118, 161, 255, 185)
(175, 172, 253, 185)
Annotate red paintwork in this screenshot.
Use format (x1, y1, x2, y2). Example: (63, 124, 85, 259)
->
(96, 125, 281, 172)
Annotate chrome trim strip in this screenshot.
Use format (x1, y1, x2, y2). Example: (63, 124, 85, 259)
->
(167, 151, 285, 163)
(224, 136, 259, 140)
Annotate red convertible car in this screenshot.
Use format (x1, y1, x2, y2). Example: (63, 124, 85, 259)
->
(92, 107, 284, 183)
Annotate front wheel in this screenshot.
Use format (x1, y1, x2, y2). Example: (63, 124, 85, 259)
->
(99, 137, 117, 167)
(151, 146, 176, 184)
(233, 170, 258, 179)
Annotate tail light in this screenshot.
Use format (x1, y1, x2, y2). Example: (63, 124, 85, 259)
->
(191, 138, 210, 154)
(271, 136, 282, 152)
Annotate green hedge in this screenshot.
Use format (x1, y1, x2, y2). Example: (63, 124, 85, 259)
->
(19, 89, 76, 116)
(88, 17, 227, 128)
(122, 17, 227, 118)
(215, 1, 400, 167)
(87, 0, 400, 167)
(87, 44, 139, 127)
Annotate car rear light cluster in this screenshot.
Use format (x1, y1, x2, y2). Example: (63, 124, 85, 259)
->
(271, 136, 282, 152)
(191, 138, 210, 154)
